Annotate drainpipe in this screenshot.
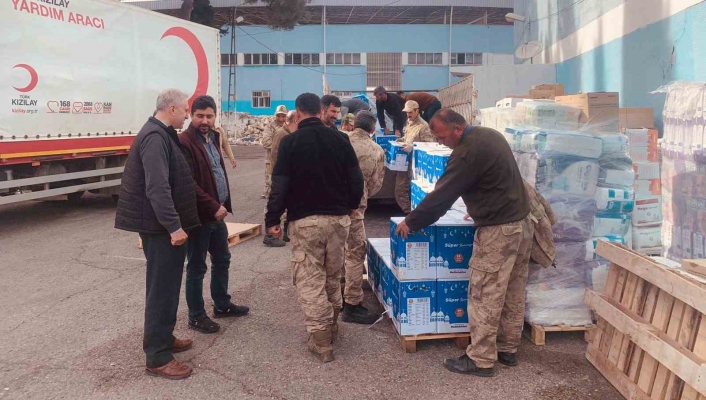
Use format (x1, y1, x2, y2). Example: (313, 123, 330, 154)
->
(448, 6, 453, 86)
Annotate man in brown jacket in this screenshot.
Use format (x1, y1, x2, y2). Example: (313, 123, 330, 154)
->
(179, 95, 250, 335)
(395, 109, 533, 377)
(395, 100, 435, 214)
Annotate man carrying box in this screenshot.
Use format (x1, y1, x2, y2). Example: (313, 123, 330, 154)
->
(395, 109, 533, 377)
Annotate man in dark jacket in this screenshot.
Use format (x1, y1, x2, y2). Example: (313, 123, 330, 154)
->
(179, 95, 250, 335)
(265, 93, 364, 363)
(114, 89, 199, 380)
(373, 86, 406, 136)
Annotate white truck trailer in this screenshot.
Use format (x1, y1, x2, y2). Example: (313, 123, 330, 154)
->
(0, 0, 221, 205)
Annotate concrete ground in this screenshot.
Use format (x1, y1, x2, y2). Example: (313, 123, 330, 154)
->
(0, 146, 620, 400)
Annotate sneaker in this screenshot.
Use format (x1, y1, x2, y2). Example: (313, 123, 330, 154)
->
(341, 302, 379, 325)
(263, 235, 286, 247)
(443, 354, 495, 377)
(188, 316, 220, 334)
(497, 352, 518, 367)
(213, 303, 250, 319)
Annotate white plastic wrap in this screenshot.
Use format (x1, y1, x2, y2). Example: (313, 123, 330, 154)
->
(513, 100, 581, 130)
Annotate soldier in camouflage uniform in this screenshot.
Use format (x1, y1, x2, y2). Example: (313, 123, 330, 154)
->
(265, 93, 364, 363)
(396, 109, 532, 377)
(341, 111, 385, 325)
(261, 105, 288, 199)
(395, 100, 435, 213)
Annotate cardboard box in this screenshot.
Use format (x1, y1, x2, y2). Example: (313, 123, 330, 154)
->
(632, 195, 662, 227)
(629, 146, 648, 162)
(633, 161, 660, 180)
(385, 142, 409, 172)
(647, 129, 659, 146)
(530, 89, 557, 100)
(619, 108, 655, 130)
(374, 134, 397, 152)
(625, 128, 649, 147)
(389, 275, 437, 336)
(634, 179, 661, 196)
(496, 97, 525, 108)
(632, 225, 662, 252)
(504, 94, 530, 99)
(555, 92, 619, 128)
(436, 279, 470, 333)
(434, 213, 476, 279)
(532, 83, 565, 95)
(390, 217, 437, 280)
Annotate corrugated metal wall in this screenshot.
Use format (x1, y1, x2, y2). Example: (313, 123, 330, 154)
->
(366, 53, 402, 91)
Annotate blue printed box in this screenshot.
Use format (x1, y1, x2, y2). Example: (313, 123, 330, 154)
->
(385, 142, 410, 172)
(374, 134, 397, 153)
(390, 217, 436, 280)
(389, 276, 437, 336)
(433, 152, 451, 184)
(436, 279, 470, 333)
(434, 212, 476, 279)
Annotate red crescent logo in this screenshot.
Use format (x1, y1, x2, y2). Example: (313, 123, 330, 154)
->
(13, 64, 38, 93)
(161, 27, 209, 108)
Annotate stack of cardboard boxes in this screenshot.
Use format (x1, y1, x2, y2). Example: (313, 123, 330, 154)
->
(366, 211, 476, 336)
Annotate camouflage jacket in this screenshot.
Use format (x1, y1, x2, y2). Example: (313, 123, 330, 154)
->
(262, 119, 282, 155)
(524, 180, 557, 268)
(267, 125, 292, 175)
(401, 116, 434, 146)
(348, 128, 385, 219)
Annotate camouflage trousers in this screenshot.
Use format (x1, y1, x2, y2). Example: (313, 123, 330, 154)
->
(394, 171, 411, 214)
(263, 160, 272, 198)
(290, 215, 351, 333)
(466, 214, 534, 368)
(343, 217, 366, 306)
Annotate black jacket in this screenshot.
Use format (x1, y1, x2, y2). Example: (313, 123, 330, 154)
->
(375, 92, 406, 132)
(114, 117, 200, 234)
(265, 117, 364, 228)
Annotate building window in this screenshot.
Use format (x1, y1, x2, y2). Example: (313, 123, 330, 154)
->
(284, 53, 320, 65)
(243, 53, 278, 65)
(252, 91, 271, 108)
(221, 54, 235, 66)
(451, 53, 483, 66)
(408, 53, 442, 65)
(326, 53, 362, 65)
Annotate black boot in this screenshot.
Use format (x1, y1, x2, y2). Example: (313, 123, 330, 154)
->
(283, 222, 290, 242)
(497, 352, 518, 366)
(443, 354, 495, 377)
(263, 234, 286, 247)
(341, 302, 379, 325)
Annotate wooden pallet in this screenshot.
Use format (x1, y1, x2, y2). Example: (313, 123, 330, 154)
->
(398, 331, 470, 353)
(524, 323, 596, 346)
(584, 241, 706, 399)
(226, 223, 262, 247)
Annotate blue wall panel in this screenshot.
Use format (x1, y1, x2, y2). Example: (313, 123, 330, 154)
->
(555, 1, 706, 129)
(402, 66, 449, 91)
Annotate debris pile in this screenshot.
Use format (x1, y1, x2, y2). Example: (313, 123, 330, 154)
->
(220, 113, 274, 146)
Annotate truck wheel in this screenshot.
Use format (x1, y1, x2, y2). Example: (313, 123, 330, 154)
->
(67, 191, 85, 202)
(111, 194, 119, 206)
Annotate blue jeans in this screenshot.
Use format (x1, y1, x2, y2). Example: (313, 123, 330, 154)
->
(185, 220, 232, 319)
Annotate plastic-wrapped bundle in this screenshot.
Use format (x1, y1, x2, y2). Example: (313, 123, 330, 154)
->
(515, 152, 599, 197)
(593, 212, 632, 236)
(480, 107, 515, 137)
(594, 187, 635, 213)
(516, 129, 603, 159)
(585, 236, 627, 261)
(513, 100, 581, 130)
(547, 194, 597, 242)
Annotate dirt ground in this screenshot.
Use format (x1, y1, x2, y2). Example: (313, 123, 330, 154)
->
(0, 146, 620, 400)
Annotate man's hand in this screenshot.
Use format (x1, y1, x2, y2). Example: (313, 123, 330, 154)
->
(170, 228, 188, 247)
(267, 225, 282, 239)
(230, 158, 237, 169)
(384, 127, 390, 135)
(394, 130, 402, 137)
(395, 220, 411, 239)
(463, 213, 471, 221)
(402, 145, 413, 153)
(215, 206, 228, 221)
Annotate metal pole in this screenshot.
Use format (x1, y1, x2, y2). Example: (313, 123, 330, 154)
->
(448, 6, 453, 85)
(323, 6, 327, 78)
(228, 7, 236, 112)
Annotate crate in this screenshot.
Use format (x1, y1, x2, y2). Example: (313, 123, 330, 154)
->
(524, 323, 596, 346)
(584, 241, 706, 399)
